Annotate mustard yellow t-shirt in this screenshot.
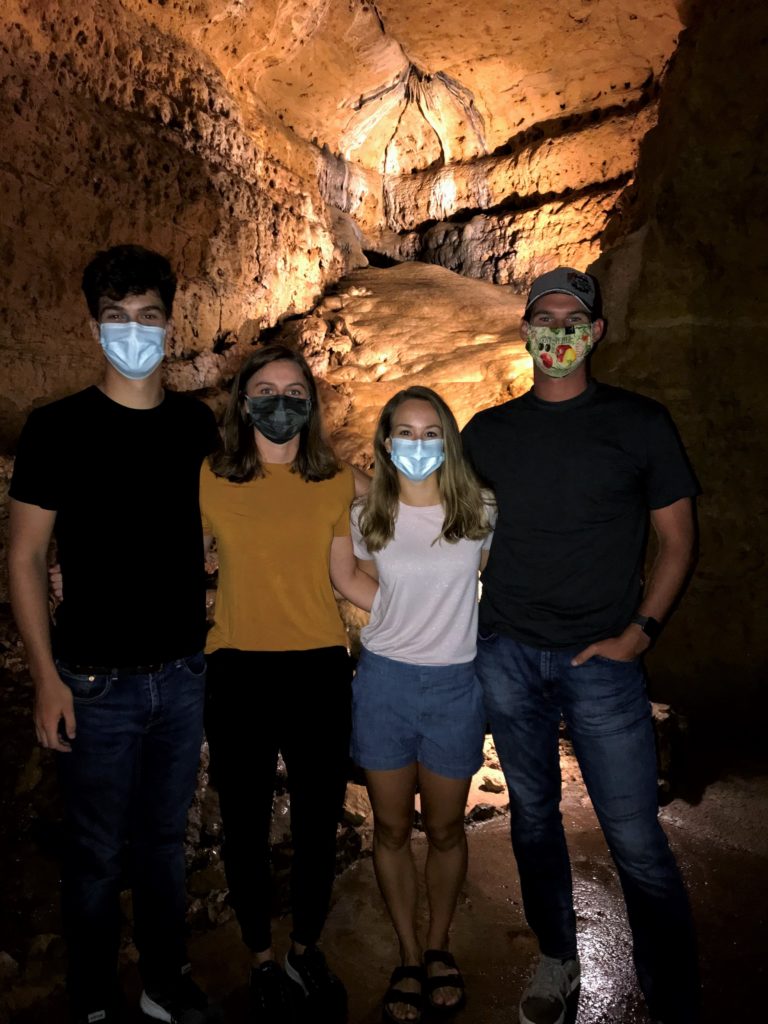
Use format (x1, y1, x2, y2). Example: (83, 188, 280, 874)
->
(200, 461, 354, 653)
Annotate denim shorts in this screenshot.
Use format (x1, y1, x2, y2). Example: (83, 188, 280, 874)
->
(351, 647, 485, 779)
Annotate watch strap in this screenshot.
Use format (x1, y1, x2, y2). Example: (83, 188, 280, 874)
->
(631, 613, 662, 641)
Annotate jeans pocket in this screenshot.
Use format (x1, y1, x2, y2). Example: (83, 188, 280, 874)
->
(56, 663, 114, 703)
(477, 629, 499, 643)
(592, 653, 640, 665)
(179, 651, 207, 678)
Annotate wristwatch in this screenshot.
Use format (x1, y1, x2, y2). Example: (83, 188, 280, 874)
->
(630, 613, 662, 642)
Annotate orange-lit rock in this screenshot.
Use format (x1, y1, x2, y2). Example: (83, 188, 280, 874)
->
(280, 263, 531, 462)
(0, 0, 682, 447)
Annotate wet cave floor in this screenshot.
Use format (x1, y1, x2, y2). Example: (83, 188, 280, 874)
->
(8, 743, 767, 1024)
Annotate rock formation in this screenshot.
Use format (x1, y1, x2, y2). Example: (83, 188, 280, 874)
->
(0, 0, 764, 726)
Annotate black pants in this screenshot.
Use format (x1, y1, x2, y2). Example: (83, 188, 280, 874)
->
(205, 646, 352, 952)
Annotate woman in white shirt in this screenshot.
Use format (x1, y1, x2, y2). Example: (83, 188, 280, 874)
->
(351, 386, 494, 1023)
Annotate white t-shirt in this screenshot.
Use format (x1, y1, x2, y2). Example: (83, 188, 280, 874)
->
(351, 502, 494, 666)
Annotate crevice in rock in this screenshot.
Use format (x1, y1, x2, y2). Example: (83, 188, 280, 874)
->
(381, 172, 634, 241)
(432, 70, 486, 153)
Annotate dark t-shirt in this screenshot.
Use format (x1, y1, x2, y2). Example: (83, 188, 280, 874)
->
(462, 380, 700, 649)
(10, 386, 219, 665)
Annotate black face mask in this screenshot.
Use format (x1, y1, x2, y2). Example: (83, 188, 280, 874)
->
(245, 394, 312, 444)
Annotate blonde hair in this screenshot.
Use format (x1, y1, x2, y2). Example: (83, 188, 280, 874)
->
(357, 386, 492, 552)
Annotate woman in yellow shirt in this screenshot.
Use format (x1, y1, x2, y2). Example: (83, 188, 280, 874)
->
(200, 344, 375, 1024)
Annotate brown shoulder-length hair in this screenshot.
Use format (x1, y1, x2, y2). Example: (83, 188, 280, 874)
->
(357, 385, 493, 552)
(209, 344, 340, 483)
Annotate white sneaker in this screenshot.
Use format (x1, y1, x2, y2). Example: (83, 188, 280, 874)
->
(519, 955, 580, 1024)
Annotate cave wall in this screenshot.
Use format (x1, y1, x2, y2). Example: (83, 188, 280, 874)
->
(0, 0, 365, 450)
(590, 0, 768, 723)
(1, 0, 764, 722)
(0, 0, 683, 450)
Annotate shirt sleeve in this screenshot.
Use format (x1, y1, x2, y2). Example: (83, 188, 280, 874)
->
(331, 466, 355, 538)
(9, 409, 63, 510)
(643, 405, 701, 509)
(199, 402, 220, 456)
(461, 417, 479, 471)
(481, 498, 497, 550)
(350, 503, 373, 559)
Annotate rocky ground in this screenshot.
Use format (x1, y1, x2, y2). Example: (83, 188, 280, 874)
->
(1, 601, 765, 1023)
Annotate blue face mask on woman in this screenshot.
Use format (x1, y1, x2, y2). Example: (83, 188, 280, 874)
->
(389, 438, 445, 481)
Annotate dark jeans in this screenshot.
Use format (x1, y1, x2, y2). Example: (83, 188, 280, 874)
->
(205, 646, 352, 952)
(476, 633, 699, 1023)
(55, 653, 207, 1013)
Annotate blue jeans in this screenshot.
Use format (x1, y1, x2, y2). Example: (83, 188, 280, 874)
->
(55, 653, 206, 1012)
(476, 633, 699, 1023)
(352, 647, 485, 778)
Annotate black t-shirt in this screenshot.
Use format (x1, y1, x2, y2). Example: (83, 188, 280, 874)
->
(10, 386, 219, 665)
(462, 380, 700, 649)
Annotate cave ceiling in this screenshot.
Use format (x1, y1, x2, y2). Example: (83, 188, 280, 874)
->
(128, 0, 682, 174)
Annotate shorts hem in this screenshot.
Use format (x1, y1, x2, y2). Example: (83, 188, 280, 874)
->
(352, 752, 415, 773)
(353, 753, 483, 780)
(420, 756, 483, 780)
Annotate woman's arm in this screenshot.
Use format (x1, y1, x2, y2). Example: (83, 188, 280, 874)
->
(356, 556, 379, 582)
(345, 462, 371, 498)
(329, 534, 378, 611)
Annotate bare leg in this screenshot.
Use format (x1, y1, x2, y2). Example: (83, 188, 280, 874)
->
(366, 764, 421, 1021)
(418, 765, 471, 1008)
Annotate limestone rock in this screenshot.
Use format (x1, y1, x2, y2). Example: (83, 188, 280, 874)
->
(343, 783, 372, 827)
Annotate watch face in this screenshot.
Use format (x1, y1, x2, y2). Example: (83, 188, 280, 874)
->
(633, 614, 661, 639)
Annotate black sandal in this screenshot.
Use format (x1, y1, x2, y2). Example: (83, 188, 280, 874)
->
(423, 949, 466, 1016)
(383, 965, 424, 1023)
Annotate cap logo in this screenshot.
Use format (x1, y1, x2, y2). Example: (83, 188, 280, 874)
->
(567, 272, 592, 295)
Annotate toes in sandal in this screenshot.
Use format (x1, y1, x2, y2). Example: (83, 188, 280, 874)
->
(383, 965, 424, 1024)
(423, 949, 466, 1016)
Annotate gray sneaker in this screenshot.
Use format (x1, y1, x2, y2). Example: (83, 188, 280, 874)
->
(519, 955, 580, 1024)
(140, 964, 222, 1023)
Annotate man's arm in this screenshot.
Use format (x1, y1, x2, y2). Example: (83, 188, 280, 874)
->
(8, 498, 75, 751)
(572, 496, 695, 665)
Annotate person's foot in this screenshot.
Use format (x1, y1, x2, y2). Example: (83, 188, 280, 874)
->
(383, 965, 424, 1023)
(519, 955, 580, 1024)
(284, 945, 347, 1021)
(422, 949, 465, 1015)
(249, 960, 303, 1023)
(140, 964, 222, 1023)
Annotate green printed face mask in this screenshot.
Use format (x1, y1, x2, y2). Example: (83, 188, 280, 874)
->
(525, 324, 595, 378)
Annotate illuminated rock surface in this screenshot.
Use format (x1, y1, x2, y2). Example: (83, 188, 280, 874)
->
(0, 0, 680, 442)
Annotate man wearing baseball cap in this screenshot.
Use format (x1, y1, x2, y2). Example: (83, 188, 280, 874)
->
(462, 267, 700, 1024)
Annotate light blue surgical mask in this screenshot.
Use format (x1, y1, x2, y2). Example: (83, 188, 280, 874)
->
(389, 438, 445, 481)
(99, 322, 166, 380)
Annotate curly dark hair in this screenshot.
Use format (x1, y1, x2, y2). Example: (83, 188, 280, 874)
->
(81, 245, 177, 319)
